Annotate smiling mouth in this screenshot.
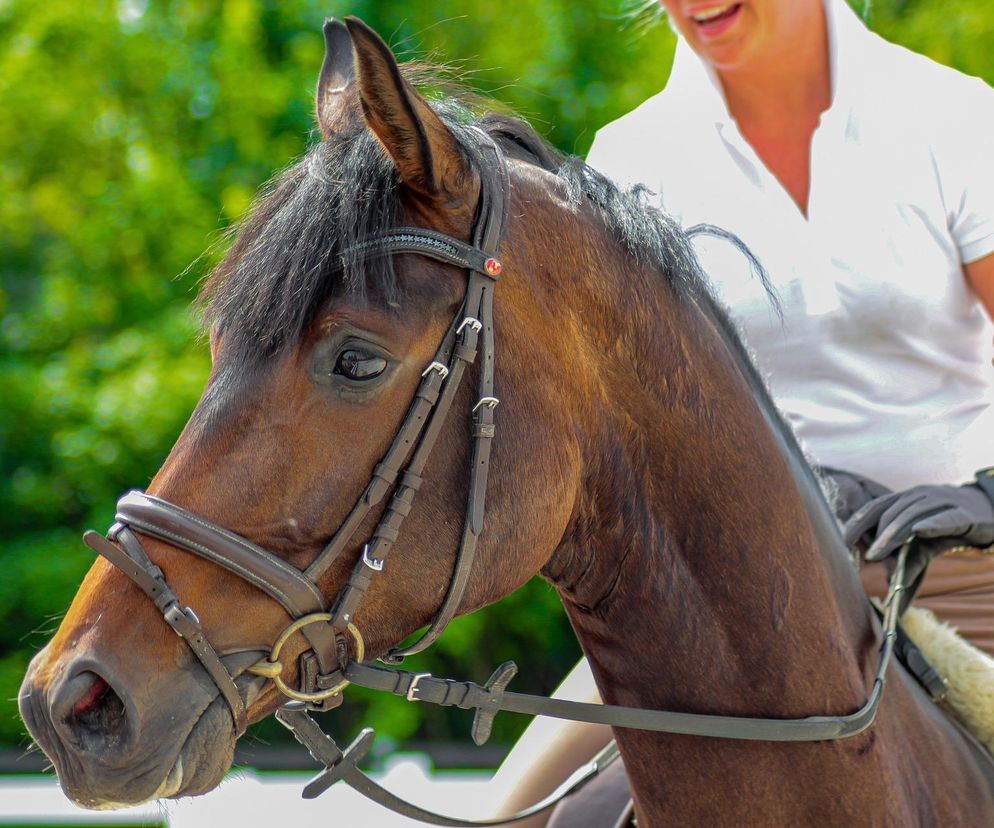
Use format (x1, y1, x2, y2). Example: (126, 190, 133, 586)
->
(690, 3, 743, 28)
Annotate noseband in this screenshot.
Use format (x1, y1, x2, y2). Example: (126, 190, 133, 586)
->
(82, 132, 927, 826)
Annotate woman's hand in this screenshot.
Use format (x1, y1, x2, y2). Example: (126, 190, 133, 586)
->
(844, 478, 994, 562)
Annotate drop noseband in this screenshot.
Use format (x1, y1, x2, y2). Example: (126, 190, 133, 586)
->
(83, 133, 923, 826)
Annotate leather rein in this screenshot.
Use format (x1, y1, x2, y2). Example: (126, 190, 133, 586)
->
(82, 133, 915, 826)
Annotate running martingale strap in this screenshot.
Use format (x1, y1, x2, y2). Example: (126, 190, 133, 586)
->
(273, 547, 914, 827)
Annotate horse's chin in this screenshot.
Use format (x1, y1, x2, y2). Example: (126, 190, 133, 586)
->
(158, 694, 236, 801)
(63, 695, 236, 810)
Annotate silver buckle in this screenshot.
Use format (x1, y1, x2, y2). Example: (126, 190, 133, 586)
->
(457, 317, 482, 335)
(362, 544, 385, 572)
(472, 396, 500, 413)
(421, 361, 450, 379)
(407, 672, 431, 702)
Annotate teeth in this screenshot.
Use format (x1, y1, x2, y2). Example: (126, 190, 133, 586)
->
(150, 755, 184, 800)
(692, 4, 735, 22)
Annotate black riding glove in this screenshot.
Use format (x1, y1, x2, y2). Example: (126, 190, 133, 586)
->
(843, 470, 994, 563)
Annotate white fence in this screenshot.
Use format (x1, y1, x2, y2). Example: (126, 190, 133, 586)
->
(1, 755, 494, 826)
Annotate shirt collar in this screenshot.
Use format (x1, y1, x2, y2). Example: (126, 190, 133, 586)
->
(665, 0, 874, 129)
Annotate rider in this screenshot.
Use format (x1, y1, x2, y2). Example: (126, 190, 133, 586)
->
(489, 0, 994, 821)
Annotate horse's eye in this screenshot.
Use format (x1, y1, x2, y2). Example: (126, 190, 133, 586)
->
(334, 348, 387, 381)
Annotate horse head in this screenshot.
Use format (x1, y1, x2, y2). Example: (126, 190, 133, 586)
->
(19, 18, 616, 808)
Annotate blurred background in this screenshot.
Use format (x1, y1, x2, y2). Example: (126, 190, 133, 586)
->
(1, 0, 993, 780)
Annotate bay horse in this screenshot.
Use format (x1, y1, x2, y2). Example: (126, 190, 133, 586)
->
(18, 17, 994, 827)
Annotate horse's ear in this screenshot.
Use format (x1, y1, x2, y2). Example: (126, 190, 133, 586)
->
(316, 18, 358, 138)
(344, 16, 472, 199)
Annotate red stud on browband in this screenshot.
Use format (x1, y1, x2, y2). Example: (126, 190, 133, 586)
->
(484, 258, 503, 277)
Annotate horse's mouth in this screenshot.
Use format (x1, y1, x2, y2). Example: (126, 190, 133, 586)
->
(82, 694, 235, 809)
(120, 687, 244, 808)
(26, 680, 241, 811)
(85, 754, 184, 811)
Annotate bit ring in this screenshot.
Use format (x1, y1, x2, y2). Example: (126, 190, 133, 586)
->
(247, 613, 364, 702)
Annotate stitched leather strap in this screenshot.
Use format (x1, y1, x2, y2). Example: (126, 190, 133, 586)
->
(116, 492, 327, 617)
(383, 136, 509, 662)
(344, 655, 879, 743)
(115, 491, 340, 675)
(349, 227, 497, 275)
(306, 348, 455, 582)
(340, 545, 913, 745)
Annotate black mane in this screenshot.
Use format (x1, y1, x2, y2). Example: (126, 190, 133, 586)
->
(201, 67, 757, 363)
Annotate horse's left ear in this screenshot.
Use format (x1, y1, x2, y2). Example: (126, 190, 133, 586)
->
(344, 17, 473, 200)
(316, 18, 358, 138)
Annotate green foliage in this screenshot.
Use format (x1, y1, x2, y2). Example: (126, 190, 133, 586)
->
(1, 0, 992, 758)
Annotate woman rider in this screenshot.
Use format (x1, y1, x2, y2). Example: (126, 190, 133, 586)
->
(489, 0, 994, 822)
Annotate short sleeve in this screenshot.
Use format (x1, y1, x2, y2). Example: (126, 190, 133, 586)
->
(584, 117, 646, 191)
(935, 76, 994, 264)
(583, 94, 673, 195)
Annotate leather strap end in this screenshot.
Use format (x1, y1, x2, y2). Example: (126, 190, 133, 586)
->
(470, 661, 517, 746)
(84, 530, 170, 604)
(330, 571, 373, 629)
(371, 462, 399, 486)
(453, 342, 477, 364)
(975, 467, 994, 503)
(363, 476, 391, 507)
(301, 727, 375, 800)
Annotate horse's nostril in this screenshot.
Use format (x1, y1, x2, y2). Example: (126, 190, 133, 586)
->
(71, 674, 109, 717)
(57, 671, 129, 753)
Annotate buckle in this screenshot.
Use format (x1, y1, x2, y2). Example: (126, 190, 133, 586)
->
(457, 317, 482, 335)
(472, 396, 500, 413)
(362, 544, 385, 572)
(407, 672, 431, 702)
(421, 361, 449, 379)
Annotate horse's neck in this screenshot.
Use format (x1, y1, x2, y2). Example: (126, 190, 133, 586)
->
(518, 166, 994, 822)
(548, 265, 876, 742)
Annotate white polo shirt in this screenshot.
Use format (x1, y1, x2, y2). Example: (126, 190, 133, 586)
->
(586, 0, 994, 490)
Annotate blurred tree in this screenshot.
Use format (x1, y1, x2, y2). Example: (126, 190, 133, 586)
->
(1, 0, 992, 759)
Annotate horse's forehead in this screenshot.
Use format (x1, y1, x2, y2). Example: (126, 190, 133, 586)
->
(185, 358, 276, 441)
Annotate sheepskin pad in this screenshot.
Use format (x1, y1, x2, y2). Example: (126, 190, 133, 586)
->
(902, 606, 994, 754)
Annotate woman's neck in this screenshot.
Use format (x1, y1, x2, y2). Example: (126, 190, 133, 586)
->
(718, 3, 831, 128)
(717, 3, 832, 213)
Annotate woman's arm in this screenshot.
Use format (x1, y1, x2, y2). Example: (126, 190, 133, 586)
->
(485, 657, 610, 827)
(966, 251, 994, 322)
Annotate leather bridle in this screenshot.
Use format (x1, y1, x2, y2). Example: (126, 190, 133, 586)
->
(85, 129, 508, 722)
(81, 131, 927, 826)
